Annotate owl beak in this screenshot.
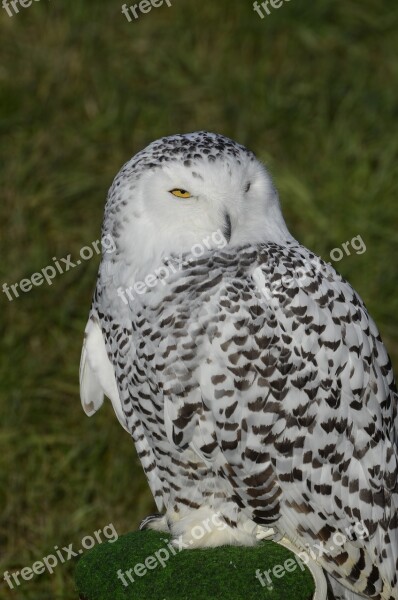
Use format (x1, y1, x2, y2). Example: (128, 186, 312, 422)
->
(223, 213, 232, 243)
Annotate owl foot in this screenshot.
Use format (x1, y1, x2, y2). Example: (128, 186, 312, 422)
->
(168, 507, 258, 549)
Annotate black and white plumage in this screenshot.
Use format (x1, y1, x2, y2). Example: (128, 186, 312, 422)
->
(80, 132, 398, 600)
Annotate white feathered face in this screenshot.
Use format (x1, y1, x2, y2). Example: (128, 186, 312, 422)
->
(104, 133, 293, 279)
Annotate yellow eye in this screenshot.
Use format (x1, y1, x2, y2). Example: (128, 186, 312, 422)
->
(169, 189, 192, 199)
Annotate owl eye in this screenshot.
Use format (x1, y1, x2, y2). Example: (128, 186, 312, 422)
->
(169, 189, 192, 198)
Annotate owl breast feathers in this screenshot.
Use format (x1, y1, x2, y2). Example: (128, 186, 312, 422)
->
(80, 132, 398, 600)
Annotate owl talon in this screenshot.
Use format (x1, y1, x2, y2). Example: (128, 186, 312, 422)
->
(139, 513, 169, 532)
(256, 526, 284, 542)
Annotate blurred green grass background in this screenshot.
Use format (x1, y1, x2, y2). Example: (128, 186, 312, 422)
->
(0, 0, 397, 598)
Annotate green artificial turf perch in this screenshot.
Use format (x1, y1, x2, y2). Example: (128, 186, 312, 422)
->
(75, 530, 315, 600)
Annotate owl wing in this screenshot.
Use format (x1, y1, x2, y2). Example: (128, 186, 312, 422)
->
(79, 312, 129, 431)
(227, 255, 397, 596)
(82, 302, 167, 513)
(166, 246, 398, 596)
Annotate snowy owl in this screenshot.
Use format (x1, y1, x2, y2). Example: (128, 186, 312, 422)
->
(80, 132, 398, 600)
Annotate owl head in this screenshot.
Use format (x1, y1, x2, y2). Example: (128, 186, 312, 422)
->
(102, 132, 293, 280)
